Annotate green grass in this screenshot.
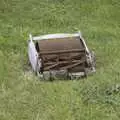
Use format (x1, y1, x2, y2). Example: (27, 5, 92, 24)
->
(0, 0, 120, 119)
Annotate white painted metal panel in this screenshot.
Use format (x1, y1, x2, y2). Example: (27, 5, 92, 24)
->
(28, 40, 38, 72)
(32, 33, 80, 41)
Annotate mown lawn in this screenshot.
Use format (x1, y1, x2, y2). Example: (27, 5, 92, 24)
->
(0, 0, 120, 119)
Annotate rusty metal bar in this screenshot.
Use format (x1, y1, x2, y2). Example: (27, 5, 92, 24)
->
(44, 60, 85, 65)
(44, 63, 59, 71)
(44, 60, 85, 71)
(42, 53, 85, 62)
(39, 49, 85, 55)
(42, 56, 58, 62)
(60, 60, 85, 70)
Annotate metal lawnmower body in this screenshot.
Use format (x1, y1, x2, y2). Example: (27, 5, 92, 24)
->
(28, 32, 95, 80)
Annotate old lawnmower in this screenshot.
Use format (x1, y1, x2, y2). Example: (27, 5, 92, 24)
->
(28, 32, 95, 80)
